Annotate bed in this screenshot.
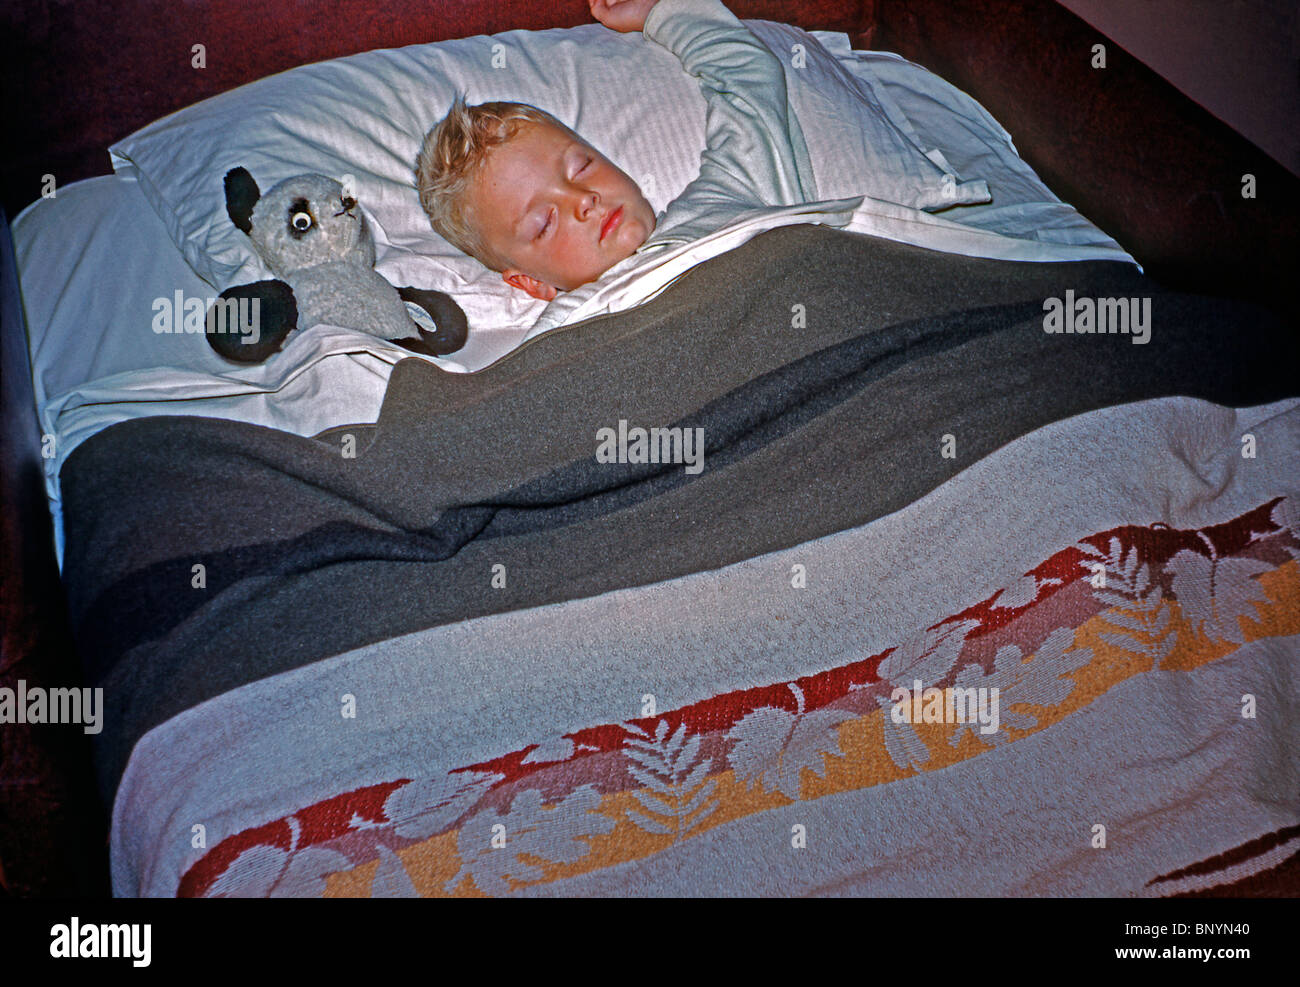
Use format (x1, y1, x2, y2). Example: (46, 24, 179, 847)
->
(2, 0, 1298, 898)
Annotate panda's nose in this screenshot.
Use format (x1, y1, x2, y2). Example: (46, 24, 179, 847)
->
(340, 195, 357, 212)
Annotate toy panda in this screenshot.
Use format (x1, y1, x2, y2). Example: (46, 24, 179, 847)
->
(205, 167, 468, 363)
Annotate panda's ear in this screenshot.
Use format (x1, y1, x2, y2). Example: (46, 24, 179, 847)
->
(224, 167, 261, 234)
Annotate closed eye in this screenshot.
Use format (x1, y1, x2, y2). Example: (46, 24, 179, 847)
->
(531, 156, 592, 241)
(535, 209, 554, 240)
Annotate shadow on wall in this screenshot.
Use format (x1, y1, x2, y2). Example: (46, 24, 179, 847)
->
(1057, 0, 1300, 176)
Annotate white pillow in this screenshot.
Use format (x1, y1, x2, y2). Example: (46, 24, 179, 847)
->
(110, 20, 988, 335)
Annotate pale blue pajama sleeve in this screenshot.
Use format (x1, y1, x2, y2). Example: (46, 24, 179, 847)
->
(641, 0, 819, 246)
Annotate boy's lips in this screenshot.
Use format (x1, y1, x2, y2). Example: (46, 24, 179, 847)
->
(599, 205, 624, 243)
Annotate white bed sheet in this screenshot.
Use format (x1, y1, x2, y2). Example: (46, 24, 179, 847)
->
(14, 44, 1135, 568)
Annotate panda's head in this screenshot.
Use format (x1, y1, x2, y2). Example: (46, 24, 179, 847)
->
(223, 167, 376, 278)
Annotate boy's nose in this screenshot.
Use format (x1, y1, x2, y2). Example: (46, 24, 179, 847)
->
(573, 190, 597, 220)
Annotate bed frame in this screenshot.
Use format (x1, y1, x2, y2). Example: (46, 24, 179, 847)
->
(3, 0, 1296, 897)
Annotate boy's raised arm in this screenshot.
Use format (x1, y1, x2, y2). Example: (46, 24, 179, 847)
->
(593, 0, 817, 226)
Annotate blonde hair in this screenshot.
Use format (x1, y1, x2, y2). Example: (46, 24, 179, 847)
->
(415, 95, 575, 272)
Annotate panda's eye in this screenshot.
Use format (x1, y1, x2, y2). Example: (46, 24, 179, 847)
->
(291, 212, 313, 231)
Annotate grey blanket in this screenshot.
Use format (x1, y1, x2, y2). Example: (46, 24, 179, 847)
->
(59, 225, 1298, 800)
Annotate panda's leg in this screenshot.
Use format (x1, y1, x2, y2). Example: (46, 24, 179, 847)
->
(395, 286, 469, 356)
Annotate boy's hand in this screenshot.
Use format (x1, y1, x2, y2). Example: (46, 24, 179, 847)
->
(589, 0, 660, 33)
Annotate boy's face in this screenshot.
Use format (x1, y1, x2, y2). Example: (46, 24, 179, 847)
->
(464, 119, 657, 300)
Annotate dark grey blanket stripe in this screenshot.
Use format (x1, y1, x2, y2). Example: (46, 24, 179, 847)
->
(69, 299, 1037, 678)
(57, 225, 1298, 800)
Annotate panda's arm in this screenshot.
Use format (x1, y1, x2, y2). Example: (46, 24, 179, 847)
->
(205, 280, 298, 363)
(396, 286, 469, 356)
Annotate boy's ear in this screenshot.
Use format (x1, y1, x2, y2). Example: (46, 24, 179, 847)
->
(502, 270, 558, 302)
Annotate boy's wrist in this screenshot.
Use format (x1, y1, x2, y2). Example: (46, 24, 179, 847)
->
(590, 0, 661, 33)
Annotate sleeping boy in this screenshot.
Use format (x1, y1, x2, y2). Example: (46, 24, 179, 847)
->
(414, 0, 827, 305)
